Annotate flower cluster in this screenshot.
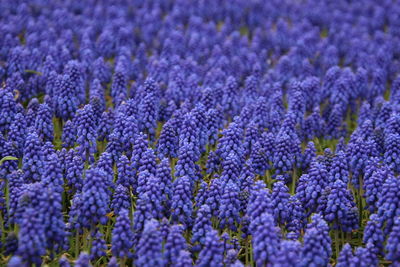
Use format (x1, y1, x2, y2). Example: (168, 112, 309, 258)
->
(1, 0, 400, 266)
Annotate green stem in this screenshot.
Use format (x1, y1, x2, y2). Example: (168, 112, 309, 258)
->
(291, 168, 297, 195)
(75, 231, 80, 257)
(334, 230, 339, 260)
(266, 170, 271, 189)
(245, 238, 249, 266)
(120, 257, 127, 267)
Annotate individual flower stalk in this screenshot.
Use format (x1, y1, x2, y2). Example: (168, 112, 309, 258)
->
(22, 130, 44, 183)
(171, 176, 193, 228)
(79, 168, 110, 229)
(112, 209, 134, 262)
(386, 216, 400, 263)
(251, 212, 280, 266)
(75, 104, 98, 163)
(300, 214, 332, 266)
(16, 208, 46, 266)
(136, 219, 164, 267)
(196, 229, 224, 267)
(157, 118, 178, 158)
(34, 103, 54, 142)
(164, 225, 188, 266)
(218, 181, 241, 231)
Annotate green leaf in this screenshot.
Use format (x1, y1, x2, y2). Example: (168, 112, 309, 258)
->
(24, 69, 43, 75)
(0, 156, 18, 166)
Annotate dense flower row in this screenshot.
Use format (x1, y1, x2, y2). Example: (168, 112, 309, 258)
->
(1, 0, 400, 266)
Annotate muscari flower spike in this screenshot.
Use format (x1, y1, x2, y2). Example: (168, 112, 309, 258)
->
(300, 214, 332, 267)
(80, 168, 110, 229)
(165, 224, 188, 266)
(196, 229, 224, 267)
(112, 208, 134, 259)
(252, 212, 280, 266)
(136, 219, 164, 267)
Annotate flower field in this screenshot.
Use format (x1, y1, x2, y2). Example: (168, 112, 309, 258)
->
(1, 0, 400, 266)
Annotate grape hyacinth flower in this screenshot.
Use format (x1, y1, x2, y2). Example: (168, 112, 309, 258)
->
(112, 209, 134, 259)
(22, 130, 44, 183)
(218, 181, 241, 231)
(196, 229, 224, 267)
(377, 174, 400, 235)
(136, 219, 164, 267)
(157, 118, 178, 158)
(336, 243, 354, 267)
(165, 225, 188, 266)
(62, 120, 76, 148)
(192, 204, 212, 251)
(90, 230, 107, 261)
(175, 250, 193, 267)
(363, 214, 384, 255)
(324, 179, 359, 232)
(171, 176, 193, 228)
(300, 214, 332, 267)
(272, 240, 301, 267)
(75, 252, 92, 267)
(34, 103, 54, 142)
(271, 181, 291, 225)
(8, 112, 27, 157)
(80, 168, 110, 229)
(16, 208, 46, 266)
(75, 104, 98, 162)
(111, 184, 130, 216)
(252, 212, 280, 266)
(386, 216, 400, 263)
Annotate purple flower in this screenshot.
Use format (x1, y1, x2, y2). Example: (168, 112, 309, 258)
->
(252, 212, 280, 266)
(116, 155, 134, 190)
(179, 112, 201, 161)
(351, 243, 378, 266)
(34, 103, 54, 142)
(386, 217, 400, 263)
(136, 219, 164, 267)
(0, 91, 16, 133)
(22, 130, 44, 183)
(65, 155, 84, 193)
(324, 179, 359, 232)
(157, 118, 178, 158)
(175, 250, 193, 267)
(75, 252, 92, 267)
(218, 181, 241, 231)
(112, 209, 133, 258)
(62, 120, 76, 148)
(171, 176, 193, 228)
(377, 173, 400, 235)
(8, 112, 27, 157)
(90, 230, 107, 260)
(156, 158, 173, 214)
(302, 141, 316, 170)
(16, 208, 46, 266)
(336, 243, 353, 267)
(80, 168, 110, 229)
(271, 181, 290, 224)
(56, 74, 79, 121)
(165, 225, 188, 265)
(300, 214, 332, 267)
(138, 78, 159, 139)
(111, 184, 130, 216)
(196, 229, 224, 267)
(175, 142, 197, 179)
(75, 104, 98, 162)
(272, 240, 301, 267)
(133, 194, 153, 238)
(363, 214, 384, 255)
